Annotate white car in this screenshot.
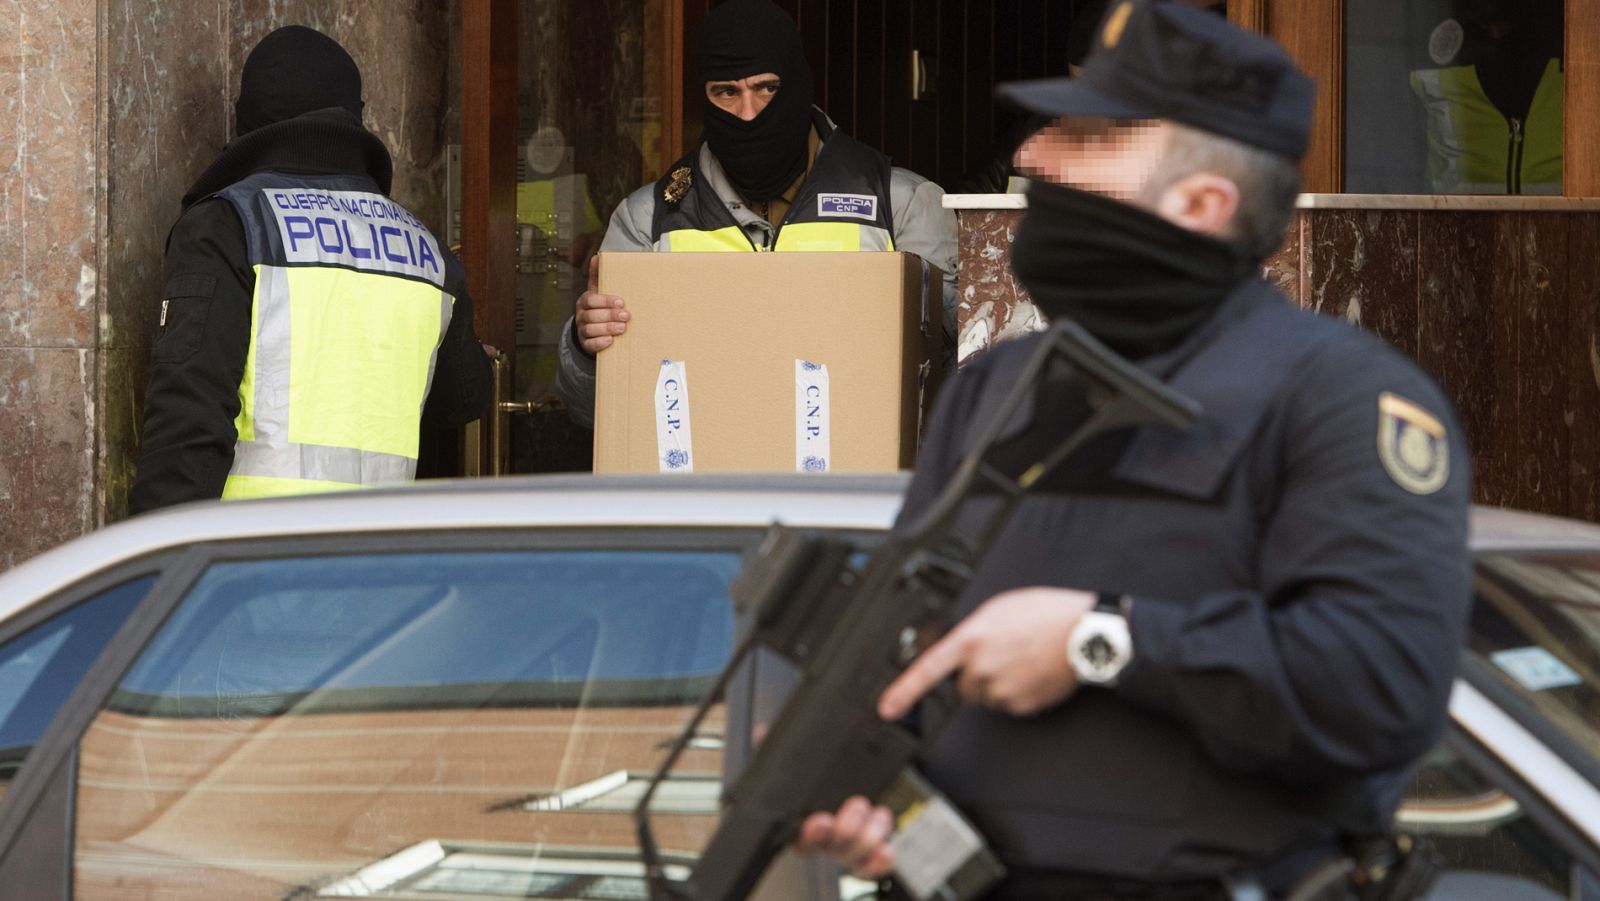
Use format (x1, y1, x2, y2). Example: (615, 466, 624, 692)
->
(0, 476, 1594, 900)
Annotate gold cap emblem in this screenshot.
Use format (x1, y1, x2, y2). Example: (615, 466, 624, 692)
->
(1103, 1, 1134, 49)
(664, 166, 693, 205)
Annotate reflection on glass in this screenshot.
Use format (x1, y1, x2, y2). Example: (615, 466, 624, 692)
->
(0, 575, 151, 789)
(1401, 744, 1571, 894)
(72, 550, 737, 900)
(1472, 553, 1600, 757)
(1345, 0, 1563, 195)
(513, 1, 663, 402)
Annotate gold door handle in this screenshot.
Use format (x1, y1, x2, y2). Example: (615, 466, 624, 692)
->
(499, 400, 547, 415)
(482, 355, 565, 476)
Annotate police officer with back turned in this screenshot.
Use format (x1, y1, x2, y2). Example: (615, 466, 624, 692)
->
(797, 3, 1473, 898)
(130, 26, 491, 514)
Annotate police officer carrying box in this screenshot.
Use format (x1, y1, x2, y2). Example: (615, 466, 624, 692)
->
(797, 3, 1472, 898)
(555, 0, 959, 429)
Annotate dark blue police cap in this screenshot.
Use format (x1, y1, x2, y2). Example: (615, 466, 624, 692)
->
(997, 0, 1316, 161)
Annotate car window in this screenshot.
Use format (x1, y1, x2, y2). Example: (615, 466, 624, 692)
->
(1399, 742, 1575, 896)
(71, 549, 739, 900)
(1470, 553, 1600, 761)
(0, 575, 152, 795)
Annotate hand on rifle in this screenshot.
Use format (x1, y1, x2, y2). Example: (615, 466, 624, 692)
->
(795, 587, 1096, 876)
(880, 586, 1095, 718)
(796, 796, 897, 880)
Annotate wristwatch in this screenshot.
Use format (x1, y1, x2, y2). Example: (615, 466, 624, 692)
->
(1067, 603, 1133, 687)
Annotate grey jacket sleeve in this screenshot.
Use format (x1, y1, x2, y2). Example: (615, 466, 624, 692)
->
(556, 184, 656, 429)
(889, 167, 960, 346)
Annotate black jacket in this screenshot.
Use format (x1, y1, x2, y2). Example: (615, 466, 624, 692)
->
(128, 109, 490, 515)
(903, 280, 1473, 883)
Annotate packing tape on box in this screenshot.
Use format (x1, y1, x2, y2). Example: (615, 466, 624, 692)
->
(655, 359, 694, 472)
(795, 360, 831, 473)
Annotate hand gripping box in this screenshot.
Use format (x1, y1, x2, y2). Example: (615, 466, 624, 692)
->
(593, 251, 944, 474)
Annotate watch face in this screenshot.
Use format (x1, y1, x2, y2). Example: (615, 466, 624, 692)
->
(1084, 634, 1118, 670)
(1070, 613, 1130, 685)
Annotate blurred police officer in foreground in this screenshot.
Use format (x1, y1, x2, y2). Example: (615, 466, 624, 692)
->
(797, 3, 1472, 898)
(129, 27, 491, 513)
(555, 0, 958, 429)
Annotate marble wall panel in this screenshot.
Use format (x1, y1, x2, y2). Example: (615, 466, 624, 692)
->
(1304, 210, 1420, 358)
(1485, 217, 1533, 511)
(952, 204, 1600, 524)
(0, 1, 101, 351)
(1260, 216, 1303, 304)
(1503, 213, 1572, 517)
(955, 209, 1041, 363)
(1568, 216, 1600, 523)
(99, 0, 233, 524)
(955, 210, 1313, 353)
(229, 1, 452, 233)
(104, 0, 230, 354)
(1415, 213, 1508, 507)
(2, 1, 103, 567)
(96, 347, 147, 524)
(0, 349, 95, 570)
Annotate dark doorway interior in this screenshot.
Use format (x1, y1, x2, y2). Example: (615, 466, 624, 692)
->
(680, 0, 1101, 191)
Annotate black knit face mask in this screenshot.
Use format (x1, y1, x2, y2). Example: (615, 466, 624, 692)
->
(235, 25, 364, 137)
(696, 0, 815, 202)
(1011, 179, 1256, 359)
(702, 87, 813, 202)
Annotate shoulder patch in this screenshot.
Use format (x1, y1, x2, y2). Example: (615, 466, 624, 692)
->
(1378, 392, 1449, 495)
(663, 167, 692, 205)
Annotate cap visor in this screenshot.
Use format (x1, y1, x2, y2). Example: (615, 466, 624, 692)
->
(996, 78, 1156, 120)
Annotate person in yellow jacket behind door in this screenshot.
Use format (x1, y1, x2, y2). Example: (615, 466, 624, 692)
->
(129, 26, 492, 514)
(555, 0, 958, 428)
(1409, 0, 1563, 195)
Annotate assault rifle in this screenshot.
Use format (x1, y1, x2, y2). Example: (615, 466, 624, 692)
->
(636, 320, 1202, 901)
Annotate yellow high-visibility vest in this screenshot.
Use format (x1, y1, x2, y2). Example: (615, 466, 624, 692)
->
(215, 173, 457, 499)
(652, 125, 897, 254)
(1410, 58, 1563, 195)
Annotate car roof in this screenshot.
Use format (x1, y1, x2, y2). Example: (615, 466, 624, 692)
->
(5, 471, 1600, 625)
(0, 474, 910, 624)
(1468, 505, 1600, 553)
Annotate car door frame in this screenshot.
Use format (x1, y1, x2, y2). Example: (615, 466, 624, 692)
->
(0, 558, 172, 782)
(0, 543, 206, 899)
(0, 523, 784, 900)
(1444, 671, 1600, 888)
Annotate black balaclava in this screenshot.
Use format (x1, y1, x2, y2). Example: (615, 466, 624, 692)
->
(696, 0, 815, 202)
(1456, 0, 1562, 122)
(235, 26, 365, 137)
(1010, 180, 1256, 360)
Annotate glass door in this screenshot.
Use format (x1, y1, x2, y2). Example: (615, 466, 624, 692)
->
(455, 0, 681, 477)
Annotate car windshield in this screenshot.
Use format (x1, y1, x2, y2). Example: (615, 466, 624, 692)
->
(1470, 552, 1600, 762)
(72, 548, 743, 900)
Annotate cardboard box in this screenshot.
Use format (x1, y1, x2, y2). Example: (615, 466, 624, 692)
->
(594, 251, 944, 474)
